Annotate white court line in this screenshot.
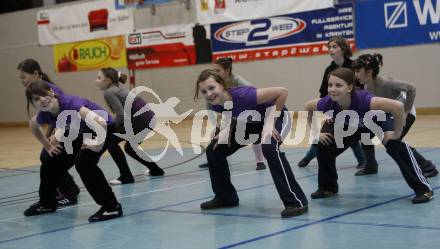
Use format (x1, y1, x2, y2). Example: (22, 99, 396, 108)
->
(0, 170, 260, 223)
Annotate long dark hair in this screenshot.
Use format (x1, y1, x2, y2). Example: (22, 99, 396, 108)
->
(17, 58, 53, 83)
(25, 80, 53, 117)
(100, 67, 127, 86)
(352, 53, 383, 78)
(328, 36, 352, 59)
(215, 57, 233, 76)
(194, 69, 229, 100)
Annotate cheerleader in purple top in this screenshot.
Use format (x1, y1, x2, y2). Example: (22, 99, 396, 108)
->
(298, 36, 366, 170)
(23, 80, 122, 222)
(17, 58, 80, 207)
(305, 68, 433, 203)
(195, 69, 308, 218)
(198, 58, 267, 171)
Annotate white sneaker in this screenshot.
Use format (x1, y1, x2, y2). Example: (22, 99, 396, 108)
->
(109, 178, 122, 185)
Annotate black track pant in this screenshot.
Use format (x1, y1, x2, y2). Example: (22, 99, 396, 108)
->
(206, 116, 307, 208)
(317, 129, 431, 195)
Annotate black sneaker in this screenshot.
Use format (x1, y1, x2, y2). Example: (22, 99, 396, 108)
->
(57, 195, 78, 208)
(148, 167, 165, 176)
(88, 204, 123, 222)
(423, 168, 438, 178)
(199, 162, 209, 169)
(297, 158, 311, 168)
(200, 198, 239, 210)
(281, 205, 308, 218)
(356, 162, 366, 169)
(412, 191, 434, 204)
(355, 164, 378, 176)
(24, 202, 56, 216)
(311, 190, 337, 199)
(256, 162, 267, 170)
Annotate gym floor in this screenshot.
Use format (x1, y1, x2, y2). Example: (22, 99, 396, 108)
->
(0, 115, 439, 249)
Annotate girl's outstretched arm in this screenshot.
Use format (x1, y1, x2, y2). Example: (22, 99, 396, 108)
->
(370, 97, 404, 139)
(29, 116, 62, 156)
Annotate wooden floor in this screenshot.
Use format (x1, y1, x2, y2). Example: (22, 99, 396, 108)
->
(1, 114, 439, 169)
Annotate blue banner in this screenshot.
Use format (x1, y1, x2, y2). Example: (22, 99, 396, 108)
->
(115, 0, 172, 10)
(210, 3, 354, 62)
(355, 0, 440, 49)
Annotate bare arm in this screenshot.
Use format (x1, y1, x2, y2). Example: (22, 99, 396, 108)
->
(78, 106, 108, 129)
(370, 97, 404, 138)
(305, 98, 320, 127)
(256, 87, 288, 142)
(78, 107, 108, 151)
(45, 125, 55, 138)
(256, 87, 288, 111)
(30, 114, 55, 138)
(29, 116, 62, 156)
(29, 116, 51, 149)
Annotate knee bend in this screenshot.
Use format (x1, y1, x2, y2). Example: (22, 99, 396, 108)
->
(205, 143, 216, 159)
(205, 142, 229, 160)
(39, 163, 52, 177)
(384, 139, 402, 152)
(124, 143, 136, 155)
(261, 144, 276, 158)
(74, 152, 97, 173)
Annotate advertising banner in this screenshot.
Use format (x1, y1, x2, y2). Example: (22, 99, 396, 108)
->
(210, 3, 355, 62)
(53, 36, 127, 72)
(126, 23, 211, 69)
(38, 0, 134, 45)
(195, 0, 333, 24)
(355, 0, 440, 49)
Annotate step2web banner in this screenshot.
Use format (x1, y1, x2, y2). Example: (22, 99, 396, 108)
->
(210, 3, 355, 62)
(355, 0, 440, 49)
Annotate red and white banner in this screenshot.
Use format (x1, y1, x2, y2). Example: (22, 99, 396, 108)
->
(37, 0, 134, 46)
(195, 0, 334, 24)
(126, 23, 211, 69)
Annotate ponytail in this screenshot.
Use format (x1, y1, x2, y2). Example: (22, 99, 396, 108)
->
(17, 58, 54, 84)
(101, 67, 126, 85)
(353, 53, 384, 78)
(118, 71, 127, 84)
(40, 72, 53, 84)
(372, 53, 383, 68)
(215, 57, 233, 76)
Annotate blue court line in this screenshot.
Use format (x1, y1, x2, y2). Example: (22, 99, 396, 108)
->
(155, 208, 440, 231)
(156, 209, 312, 222)
(218, 185, 440, 249)
(327, 220, 440, 231)
(0, 146, 322, 202)
(0, 149, 438, 245)
(0, 172, 318, 245)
